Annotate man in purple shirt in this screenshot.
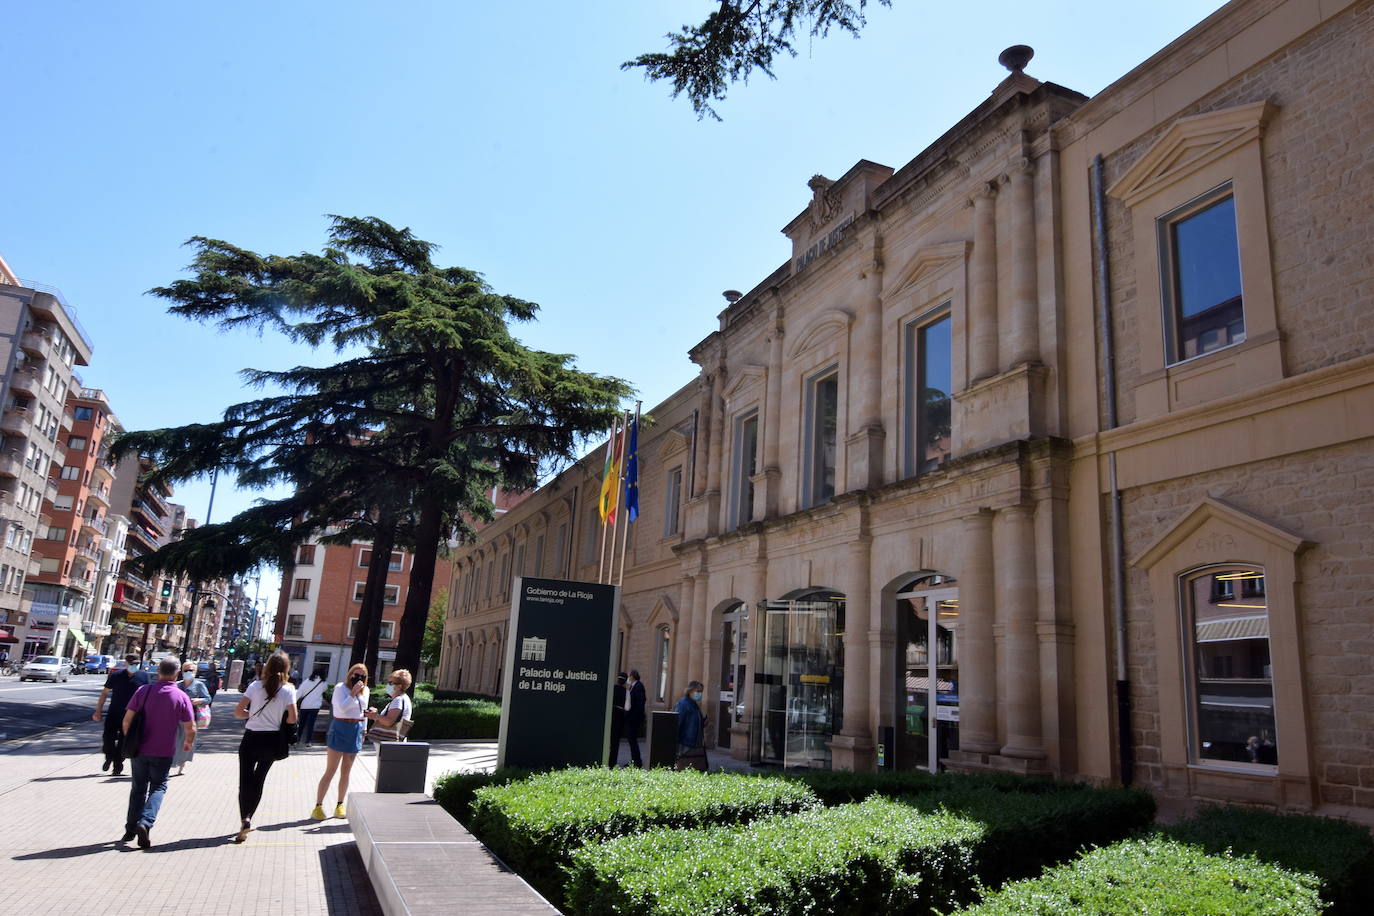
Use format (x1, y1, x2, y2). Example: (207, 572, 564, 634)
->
(122, 657, 196, 849)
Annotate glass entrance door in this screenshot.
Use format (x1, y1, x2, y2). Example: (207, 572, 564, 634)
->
(754, 597, 844, 769)
(718, 604, 747, 748)
(896, 579, 960, 771)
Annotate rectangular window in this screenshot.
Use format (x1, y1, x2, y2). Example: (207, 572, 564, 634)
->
(514, 544, 525, 580)
(533, 535, 545, 576)
(555, 524, 567, 576)
(583, 508, 601, 564)
(347, 618, 394, 640)
(730, 412, 759, 529)
(904, 310, 953, 477)
(296, 544, 316, 565)
(66, 436, 87, 451)
(291, 578, 310, 600)
(284, 614, 305, 638)
(358, 548, 404, 571)
(802, 368, 839, 507)
(655, 626, 672, 702)
(73, 406, 93, 421)
(663, 466, 683, 537)
(60, 465, 80, 480)
(1185, 567, 1276, 767)
(45, 526, 67, 541)
(1160, 188, 1245, 364)
(351, 582, 401, 604)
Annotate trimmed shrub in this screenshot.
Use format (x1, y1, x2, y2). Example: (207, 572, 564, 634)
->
(780, 769, 1065, 807)
(959, 836, 1324, 915)
(471, 768, 818, 904)
(1163, 805, 1374, 915)
(432, 767, 534, 825)
(431, 688, 497, 702)
(406, 698, 501, 739)
(902, 784, 1156, 886)
(566, 797, 984, 916)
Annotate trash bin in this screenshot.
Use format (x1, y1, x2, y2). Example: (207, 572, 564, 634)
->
(649, 711, 678, 769)
(375, 741, 429, 793)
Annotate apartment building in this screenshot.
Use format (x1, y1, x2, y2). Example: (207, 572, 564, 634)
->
(28, 386, 123, 658)
(106, 453, 178, 655)
(442, 0, 1374, 822)
(0, 261, 95, 656)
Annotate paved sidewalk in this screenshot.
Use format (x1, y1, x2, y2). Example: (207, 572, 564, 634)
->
(0, 693, 501, 916)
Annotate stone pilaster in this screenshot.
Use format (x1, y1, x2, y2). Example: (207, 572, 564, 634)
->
(997, 504, 1044, 760)
(831, 532, 875, 771)
(1006, 159, 1041, 369)
(967, 182, 1000, 385)
(955, 509, 998, 755)
(846, 236, 885, 491)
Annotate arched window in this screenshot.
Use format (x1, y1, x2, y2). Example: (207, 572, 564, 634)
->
(654, 626, 671, 702)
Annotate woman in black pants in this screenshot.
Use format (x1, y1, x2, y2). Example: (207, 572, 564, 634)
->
(232, 650, 298, 843)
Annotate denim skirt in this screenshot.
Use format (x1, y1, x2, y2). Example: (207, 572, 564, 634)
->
(327, 719, 364, 754)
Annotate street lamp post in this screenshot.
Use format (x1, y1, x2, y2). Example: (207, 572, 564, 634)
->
(178, 470, 218, 660)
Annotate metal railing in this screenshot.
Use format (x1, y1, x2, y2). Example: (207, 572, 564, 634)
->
(16, 278, 95, 353)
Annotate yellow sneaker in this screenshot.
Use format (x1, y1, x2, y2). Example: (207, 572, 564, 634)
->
(334, 803, 347, 819)
(310, 805, 325, 821)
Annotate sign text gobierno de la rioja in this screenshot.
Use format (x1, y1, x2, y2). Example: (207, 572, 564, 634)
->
(498, 577, 618, 769)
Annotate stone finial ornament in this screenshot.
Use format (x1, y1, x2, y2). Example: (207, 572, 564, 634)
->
(998, 45, 1034, 73)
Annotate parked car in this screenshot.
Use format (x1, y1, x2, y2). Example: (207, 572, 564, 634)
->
(20, 656, 72, 682)
(84, 654, 116, 674)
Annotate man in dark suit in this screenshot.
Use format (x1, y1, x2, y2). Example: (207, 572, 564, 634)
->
(625, 669, 647, 768)
(608, 672, 627, 767)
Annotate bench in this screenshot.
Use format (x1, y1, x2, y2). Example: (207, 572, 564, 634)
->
(348, 792, 557, 915)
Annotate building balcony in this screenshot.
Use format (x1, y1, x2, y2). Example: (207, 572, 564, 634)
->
(19, 330, 52, 360)
(87, 484, 110, 508)
(80, 515, 108, 538)
(43, 479, 58, 504)
(0, 452, 20, 479)
(115, 595, 150, 614)
(0, 407, 31, 438)
(59, 410, 74, 431)
(125, 526, 158, 553)
(49, 444, 65, 467)
(9, 367, 38, 396)
(123, 570, 151, 592)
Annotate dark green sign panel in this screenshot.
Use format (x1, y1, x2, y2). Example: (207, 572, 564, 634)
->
(498, 577, 618, 769)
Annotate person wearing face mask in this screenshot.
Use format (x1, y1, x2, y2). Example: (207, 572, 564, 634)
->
(172, 662, 212, 776)
(365, 668, 413, 744)
(673, 680, 709, 771)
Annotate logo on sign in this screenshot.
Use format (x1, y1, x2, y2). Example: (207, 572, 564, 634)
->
(521, 636, 547, 661)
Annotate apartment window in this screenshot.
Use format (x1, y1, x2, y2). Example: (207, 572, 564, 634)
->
(66, 436, 87, 451)
(1184, 566, 1275, 767)
(45, 526, 67, 542)
(73, 406, 93, 422)
(296, 544, 316, 565)
(60, 465, 80, 480)
(358, 548, 404, 571)
(663, 466, 683, 537)
(284, 614, 305, 638)
(729, 412, 759, 529)
(351, 582, 401, 605)
(903, 310, 953, 477)
(346, 618, 396, 640)
(802, 368, 839, 507)
(291, 578, 310, 600)
(1160, 187, 1245, 364)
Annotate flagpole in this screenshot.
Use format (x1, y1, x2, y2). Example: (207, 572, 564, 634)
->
(616, 402, 641, 587)
(597, 414, 620, 584)
(606, 409, 629, 586)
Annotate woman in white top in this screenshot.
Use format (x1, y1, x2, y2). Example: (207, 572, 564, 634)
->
(232, 650, 298, 843)
(295, 671, 328, 747)
(313, 662, 369, 820)
(365, 668, 414, 743)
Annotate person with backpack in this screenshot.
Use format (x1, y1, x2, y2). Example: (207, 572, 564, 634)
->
(232, 650, 298, 843)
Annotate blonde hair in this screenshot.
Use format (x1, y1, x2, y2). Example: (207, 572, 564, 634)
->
(345, 663, 369, 697)
(390, 668, 413, 691)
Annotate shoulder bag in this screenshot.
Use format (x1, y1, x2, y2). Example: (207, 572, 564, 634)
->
(368, 698, 413, 743)
(123, 683, 149, 758)
(249, 690, 297, 761)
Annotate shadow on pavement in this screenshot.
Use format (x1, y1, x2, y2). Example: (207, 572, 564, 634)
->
(320, 844, 384, 916)
(12, 841, 127, 860)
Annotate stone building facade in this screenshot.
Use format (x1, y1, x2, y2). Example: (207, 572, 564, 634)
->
(442, 0, 1374, 821)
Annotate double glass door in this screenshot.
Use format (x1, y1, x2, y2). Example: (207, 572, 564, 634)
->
(896, 580, 960, 771)
(717, 604, 747, 748)
(754, 597, 844, 769)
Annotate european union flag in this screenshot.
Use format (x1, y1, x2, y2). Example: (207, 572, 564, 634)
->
(625, 416, 639, 522)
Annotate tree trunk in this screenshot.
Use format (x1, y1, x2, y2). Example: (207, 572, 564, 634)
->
(350, 518, 396, 672)
(395, 496, 443, 687)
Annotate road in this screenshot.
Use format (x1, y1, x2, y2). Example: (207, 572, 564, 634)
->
(0, 674, 107, 744)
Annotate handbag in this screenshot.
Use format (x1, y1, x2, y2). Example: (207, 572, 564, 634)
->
(194, 703, 212, 729)
(674, 746, 709, 772)
(368, 717, 413, 743)
(275, 715, 297, 760)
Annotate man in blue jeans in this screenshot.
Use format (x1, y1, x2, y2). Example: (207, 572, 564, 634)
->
(122, 657, 196, 849)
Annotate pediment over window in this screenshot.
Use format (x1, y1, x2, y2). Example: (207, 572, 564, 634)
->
(886, 241, 970, 302)
(657, 427, 691, 462)
(722, 364, 766, 411)
(1132, 496, 1308, 571)
(787, 309, 853, 359)
(646, 596, 678, 628)
(1108, 101, 1275, 208)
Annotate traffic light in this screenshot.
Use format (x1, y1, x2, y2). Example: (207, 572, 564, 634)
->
(228, 647, 236, 655)
(161, 579, 173, 598)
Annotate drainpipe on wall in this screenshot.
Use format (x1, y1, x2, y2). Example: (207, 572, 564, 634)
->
(1092, 154, 1133, 787)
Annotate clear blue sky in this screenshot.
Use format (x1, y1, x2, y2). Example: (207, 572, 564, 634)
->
(3, 0, 1224, 606)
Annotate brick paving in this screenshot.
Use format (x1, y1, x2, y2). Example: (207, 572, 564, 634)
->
(0, 692, 499, 915)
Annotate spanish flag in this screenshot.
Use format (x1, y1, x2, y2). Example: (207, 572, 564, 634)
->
(599, 424, 623, 525)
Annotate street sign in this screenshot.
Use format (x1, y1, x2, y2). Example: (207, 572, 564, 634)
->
(498, 576, 618, 770)
(124, 612, 186, 625)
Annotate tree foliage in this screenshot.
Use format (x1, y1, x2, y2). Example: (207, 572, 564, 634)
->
(422, 587, 448, 668)
(624, 1, 890, 119)
(116, 216, 631, 679)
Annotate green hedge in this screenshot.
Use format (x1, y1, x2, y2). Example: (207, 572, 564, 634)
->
(959, 836, 1324, 915)
(432, 767, 534, 825)
(901, 784, 1156, 886)
(780, 769, 1067, 807)
(406, 698, 502, 739)
(470, 768, 818, 905)
(565, 797, 983, 916)
(1163, 805, 1374, 915)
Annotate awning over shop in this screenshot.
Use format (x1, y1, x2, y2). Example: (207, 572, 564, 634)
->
(1195, 614, 1269, 643)
(69, 626, 92, 650)
(0, 627, 17, 643)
